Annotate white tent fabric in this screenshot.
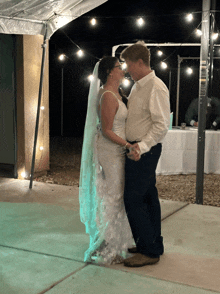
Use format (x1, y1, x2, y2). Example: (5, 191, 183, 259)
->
(0, 0, 107, 39)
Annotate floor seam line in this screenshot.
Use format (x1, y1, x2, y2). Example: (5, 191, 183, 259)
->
(162, 203, 189, 222)
(106, 266, 220, 293)
(37, 264, 88, 294)
(0, 244, 83, 263)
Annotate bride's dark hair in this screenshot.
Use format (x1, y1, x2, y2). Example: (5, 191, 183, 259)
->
(98, 56, 118, 85)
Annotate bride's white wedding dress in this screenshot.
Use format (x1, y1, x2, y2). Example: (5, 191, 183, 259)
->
(82, 89, 134, 264)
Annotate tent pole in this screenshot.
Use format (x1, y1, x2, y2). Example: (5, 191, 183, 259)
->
(169, 70, 172, 92)
(195, 0, 211, 204)
(208, 0, 216, 96)
(61, 67, 64, 136)
(175, 55, 182, 126)
(29, 27, 47, 189)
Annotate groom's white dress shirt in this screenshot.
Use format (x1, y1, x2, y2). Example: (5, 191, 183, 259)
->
(126, 71, 170, 155)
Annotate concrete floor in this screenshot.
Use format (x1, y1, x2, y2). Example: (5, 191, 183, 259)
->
(0, 178, 220, 294)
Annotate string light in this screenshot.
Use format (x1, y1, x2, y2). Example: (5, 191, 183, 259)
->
(186, 13, 193, 22)
(121, 63, 127, 70)
(21, 171, 26, 178)
(161, 62, 167, 69)
(196, 29, 202, 36)
(40, 146, 44, 150)
(122, 78, 130, 87)
(90, 18, 97, 26)
(88, 74, 94, 82)
(212, 33, 218, 40)
(57, 13, 220, 79)
(137, 17, 144, 27)
(186, 67, 193, 75)
(77, 49, 84, 57)
(58, 54, 65, 61)
(40, 106, 45, 110)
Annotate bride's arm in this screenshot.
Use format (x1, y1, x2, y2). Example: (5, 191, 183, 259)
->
(100, 92, 131, 149)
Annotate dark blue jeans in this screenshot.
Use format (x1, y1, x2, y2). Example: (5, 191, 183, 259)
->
(124, 143, 164, 258)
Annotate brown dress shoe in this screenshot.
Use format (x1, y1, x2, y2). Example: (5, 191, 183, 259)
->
(124, 253, 160, 267)
(128, 246, 138, 253)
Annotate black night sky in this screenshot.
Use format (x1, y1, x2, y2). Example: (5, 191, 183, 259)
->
(49, 0, 220, 137)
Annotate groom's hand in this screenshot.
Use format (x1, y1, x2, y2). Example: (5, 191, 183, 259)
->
(127, 143, 141, 161)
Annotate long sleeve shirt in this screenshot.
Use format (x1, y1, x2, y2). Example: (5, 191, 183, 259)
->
(185, 97, 220, 127)
(185, 98, 199, 126)
(125, 71, 171, 155)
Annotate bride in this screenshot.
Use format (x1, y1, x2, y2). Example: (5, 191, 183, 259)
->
(79, 56, 134, 264)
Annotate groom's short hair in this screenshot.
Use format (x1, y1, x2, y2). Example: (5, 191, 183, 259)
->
(120, 41, 150, 67)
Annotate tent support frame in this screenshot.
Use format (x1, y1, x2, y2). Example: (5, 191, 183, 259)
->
(29, 26, 47, 189)
(175, 56, 220, 126)
(195, 0, 211, 204)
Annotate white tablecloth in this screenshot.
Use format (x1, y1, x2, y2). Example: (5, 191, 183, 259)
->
(156, 128, 220, 175)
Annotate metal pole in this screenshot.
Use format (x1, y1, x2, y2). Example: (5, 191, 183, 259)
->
(208, 0, 216, 96)
(169, 70, 171, 92)
(175, 55, 182, 126)
(195, 0, 211, 204)
(61, 67, 64, 136)
(29, 28, 47, 189)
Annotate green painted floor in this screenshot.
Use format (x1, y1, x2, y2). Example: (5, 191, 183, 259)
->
(1, 179, 220, 294)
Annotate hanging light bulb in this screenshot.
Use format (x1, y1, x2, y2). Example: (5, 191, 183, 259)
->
(161, 62, 167, 69)
(196, 29, 202, 36)
(77, 49, 84, 57)
(40, 146, 44, 150)
(58, 54, 65, 61)
(157, 50, 163, 56)
(41, 106, 45, 110)
(186, 67, 193, 75)
(122, 78, 130, 87)
(186, 13, 193, 22)
(121, 63, 127, 70)
(212, 33, 218, 40)
(88, 75, 94, 82)
(90, 18, 97, 26)
(137, 17, 144, 27)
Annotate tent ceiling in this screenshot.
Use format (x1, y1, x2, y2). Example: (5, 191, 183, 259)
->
(0, 0, 107, 39)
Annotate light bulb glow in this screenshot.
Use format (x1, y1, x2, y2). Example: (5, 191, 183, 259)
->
(122, 78, 130, 87)
(40, 146, 44, 150)
(90, 18, 96, 26)
(41, 106, 45, 110)
(137, 17, 144, 26)
(186, 13, 193, 22)
(161, 62, 167, 69)
(21, 172, 26, 178)
(212, 33, 218, 40)
(196, 29, 202, 36)
(121, 63, 127, 70)
(186, 67, 193, 75)
(77, 49, 83, 57)
(59, 54, 65, 61)
(157, 50, 163, 56)
(88, 75, 94, 82)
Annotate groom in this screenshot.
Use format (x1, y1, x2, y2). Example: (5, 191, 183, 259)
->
(120, 42, 170, 267)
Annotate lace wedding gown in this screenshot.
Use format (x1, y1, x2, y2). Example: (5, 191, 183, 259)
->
(80, 89, 134, 265)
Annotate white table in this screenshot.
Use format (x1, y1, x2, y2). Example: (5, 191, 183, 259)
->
(156, 128, 220, 175)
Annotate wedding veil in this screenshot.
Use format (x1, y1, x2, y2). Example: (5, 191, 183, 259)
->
(79, 61, 100, 237)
